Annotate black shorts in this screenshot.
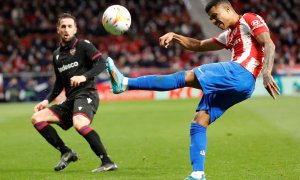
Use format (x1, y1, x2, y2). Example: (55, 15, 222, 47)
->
(48, 91, 99, 130)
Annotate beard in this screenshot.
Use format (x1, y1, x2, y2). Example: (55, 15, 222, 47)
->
(59, 33, 74, 46)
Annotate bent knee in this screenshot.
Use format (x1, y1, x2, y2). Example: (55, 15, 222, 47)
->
(31, 112, 43, 125)
(73, 115, 91, 130)
(193, 111, 210, 127)
(185, 70, 195, 81)
(31, 109, 58, 125)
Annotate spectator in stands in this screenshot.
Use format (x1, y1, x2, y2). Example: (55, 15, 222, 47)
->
(5, 77, 21, 102)
(23, 78, 38, 102)
(0, 0, 299, 101)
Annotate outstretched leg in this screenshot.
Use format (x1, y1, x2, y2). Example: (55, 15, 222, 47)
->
(106, 57, 201, 94)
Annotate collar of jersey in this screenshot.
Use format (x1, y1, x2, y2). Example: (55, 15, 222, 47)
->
(60, 37, 78, 49)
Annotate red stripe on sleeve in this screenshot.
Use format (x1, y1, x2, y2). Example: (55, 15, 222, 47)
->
(91, 53, 102, 61)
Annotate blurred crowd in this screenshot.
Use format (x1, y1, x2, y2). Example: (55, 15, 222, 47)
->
(0, 0, 217, 76)
(0, 0, 217, 102)
(0, 0, 299, 102)
(233, 0, 300, 67)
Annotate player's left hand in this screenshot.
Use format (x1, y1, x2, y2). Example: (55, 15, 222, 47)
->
(263, 73, 280, 99)
(70, 75, 87, 86)
(159, 32, 175, 48)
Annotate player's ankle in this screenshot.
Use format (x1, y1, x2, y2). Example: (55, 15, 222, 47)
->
(191, 171, 205, 178)
(123, 77, 128, 90)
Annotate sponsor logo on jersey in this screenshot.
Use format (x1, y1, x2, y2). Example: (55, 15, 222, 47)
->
(58, 61, 79, 72)
(251, 20, 260, 26)
(251, 20, 264, 30)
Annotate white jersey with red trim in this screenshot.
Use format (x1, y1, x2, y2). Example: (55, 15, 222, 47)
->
(212, 13, 269, 78)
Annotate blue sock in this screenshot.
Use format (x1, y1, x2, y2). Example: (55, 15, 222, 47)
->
(190, 122, 207, 171)
(128, 71, 185, 91)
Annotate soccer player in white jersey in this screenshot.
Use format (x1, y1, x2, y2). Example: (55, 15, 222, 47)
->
(106, 0, 280, 179)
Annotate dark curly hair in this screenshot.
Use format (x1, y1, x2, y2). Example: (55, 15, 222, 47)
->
(205, 0, 231, 13)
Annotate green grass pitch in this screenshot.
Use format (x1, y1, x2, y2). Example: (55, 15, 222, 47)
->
(0, 96, 300, 180)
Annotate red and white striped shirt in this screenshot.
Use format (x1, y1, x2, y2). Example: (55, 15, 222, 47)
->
(212, 13, 269, 78)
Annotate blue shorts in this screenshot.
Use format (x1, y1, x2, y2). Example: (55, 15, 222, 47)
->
(193, 61, 255, 124)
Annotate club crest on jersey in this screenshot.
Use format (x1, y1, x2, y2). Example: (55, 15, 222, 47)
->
(70, 48, 76, 56)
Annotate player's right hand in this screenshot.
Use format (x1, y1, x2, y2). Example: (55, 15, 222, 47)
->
(34, 100, 49, 112)
(159, 32, 175, 48)
(263, 74, 280, 99)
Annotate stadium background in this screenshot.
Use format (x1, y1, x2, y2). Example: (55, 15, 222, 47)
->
(0, 0, 299, 102)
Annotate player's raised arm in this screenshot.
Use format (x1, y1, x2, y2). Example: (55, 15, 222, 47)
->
(159, 32, 224, 52)
(255, 32, 280, 99)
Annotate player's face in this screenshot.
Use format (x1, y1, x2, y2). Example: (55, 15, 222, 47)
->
(57, 18, 77, 43)
(208, 4, 232, 30)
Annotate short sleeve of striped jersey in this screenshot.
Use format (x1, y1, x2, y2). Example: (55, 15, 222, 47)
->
(212, 30, 228, 49)
(243, 13, 269, 36)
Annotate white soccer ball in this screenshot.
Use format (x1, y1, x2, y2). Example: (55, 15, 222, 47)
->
(102, 5, 131, 35)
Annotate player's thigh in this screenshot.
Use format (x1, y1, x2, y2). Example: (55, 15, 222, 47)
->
(49, 102, 74, 130)
(31, 108, 60, 124)
(192, 63, 227, 94)
(72, 92, 99, 129)
(193, 62, 255, 95)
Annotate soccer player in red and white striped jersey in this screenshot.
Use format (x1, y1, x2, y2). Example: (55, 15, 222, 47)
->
(106, 0, 280, 179)
(213, 12, 270, 78)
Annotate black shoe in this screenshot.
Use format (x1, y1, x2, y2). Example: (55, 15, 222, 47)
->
(54, 151, 78, 171)
(91, 162, 118, 172)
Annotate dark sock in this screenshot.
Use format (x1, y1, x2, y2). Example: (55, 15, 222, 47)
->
(34, 121, 70, 155)
(78, 125, 112, 164)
